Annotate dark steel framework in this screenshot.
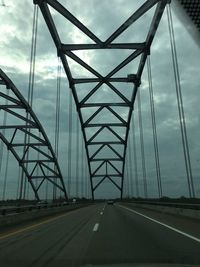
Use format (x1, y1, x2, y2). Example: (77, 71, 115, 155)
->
(0, 69, 67, 200)
(34, 0, 168, 199)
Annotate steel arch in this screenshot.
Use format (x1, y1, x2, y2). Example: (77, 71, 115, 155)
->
(0, 69, 67, 200)
(34, 0, 168, 199)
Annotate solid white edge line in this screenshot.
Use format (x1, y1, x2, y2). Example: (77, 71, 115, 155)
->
(93, 223, 99, 232)
(117, 204, 200, 243)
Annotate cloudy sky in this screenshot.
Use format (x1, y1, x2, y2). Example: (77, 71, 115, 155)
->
(0, 0, 200, 200)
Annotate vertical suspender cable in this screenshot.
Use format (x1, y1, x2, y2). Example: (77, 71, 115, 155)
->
(0, 138, 4, 179)
(20, 5, 38, 200)
(85, 155, 87, 198)
(81, 137, 84, 198)
(45, 178, 49, 201)
(53, 57, 61, 200)
(1, 90, 9, 200)
(147, 56, 162, 198)
(137, 90, 148, 198)
(85, 151, 89, 199)
(128, 137, 133, 197)
(2, 150, 9, 200)
(0, 125, 5, 181)
(87, 162, 90, 199)
(132, 115, 139, 197)
(16, 167, 21, 199)
(125, 153, 130, 198)
(0, 93, 8, 199)
(34, 131, 41, 200)
(167, 4, 195, 198)
(67, 90, 72, 199)
(124, 160, 128, 198)
(45, 151, 50, 201)
(75, 116, 80, 198)
(24, 5, 38, 200)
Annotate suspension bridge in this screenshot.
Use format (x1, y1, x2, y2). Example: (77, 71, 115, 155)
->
(0, 0, 200, 266)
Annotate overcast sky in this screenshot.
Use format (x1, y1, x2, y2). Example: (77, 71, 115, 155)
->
(0, 0, 200, 200)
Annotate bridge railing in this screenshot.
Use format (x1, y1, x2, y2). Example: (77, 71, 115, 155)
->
(125, 200, 200, 210)
(0, 201, 93, 216)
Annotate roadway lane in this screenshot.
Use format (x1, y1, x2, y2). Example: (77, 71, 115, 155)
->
(0, 204, 103, 267)
(83, 203, 200, 266)
(0, 203, 200, 266)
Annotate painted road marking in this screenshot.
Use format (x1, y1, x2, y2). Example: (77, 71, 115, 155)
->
(0, 208, 80, 241)
(118, 204, 200, 243)
(93, 223, 99, 232)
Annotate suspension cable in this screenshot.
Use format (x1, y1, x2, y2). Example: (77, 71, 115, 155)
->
(85, 151, 88, 199)
(45, 151, 50, 201)
(0, 93, 8, 183)
(85, 156, 87, 199)
(125, 152, 130, 198)
(81, 136, 84, 199)
(55, 58, 61, 159)
(34, 131, 41, 200)
(128, 137, 133, 197)
(20, 5, 39, 200)
(16, 167, 21, 200)
(0, 90, 9, 200)
(137, 89, 148, 198)
(2, 150, 10, 200)
(132, 114, 139, 198)
(86, 162, 90, 199)
(67, 90, 72, 199)
(53, 57, 61, 200)
(147, 56, 162, 198)
(167, 4, 195, 198)
(75, 116, 80, 198)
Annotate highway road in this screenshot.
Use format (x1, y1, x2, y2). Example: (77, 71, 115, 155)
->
(0, 203, 200, 266)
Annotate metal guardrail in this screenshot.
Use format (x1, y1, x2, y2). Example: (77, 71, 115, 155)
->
(126, 201, 200, 211)
(0, 202, 80, 216)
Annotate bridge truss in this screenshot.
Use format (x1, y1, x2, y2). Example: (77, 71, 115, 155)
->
(0, 69, 67, 200)
(34, 0, 168, 199)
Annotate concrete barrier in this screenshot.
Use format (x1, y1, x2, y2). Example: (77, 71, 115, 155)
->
(125, 202, 200, 220)
(0, 204, 90, 228)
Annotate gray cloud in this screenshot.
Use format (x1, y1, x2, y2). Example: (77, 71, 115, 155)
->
(0, 1, 200, 199)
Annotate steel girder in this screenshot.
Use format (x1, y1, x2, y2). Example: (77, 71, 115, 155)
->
(34, 0, 168, 199)
(0, 69, 67, 200)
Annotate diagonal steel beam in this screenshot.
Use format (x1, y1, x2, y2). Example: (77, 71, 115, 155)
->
(93, 176, 107, 191)
(107, 144, 123, 160)
(106, 106, 127, 125)
(91, 160, 106, 177)
(65, 51, 103, 79)
(89, 144, 105, 160)
(107, 160, 123, 176)
(105, 49, 143, 79)
(79, 82, 103, 106)
(83, 106, 104, 127)
(86, 126, 105, 144)
(104, 0, 160, 44)
(107, 176, 122, 191)
(44, 0, 102, 44)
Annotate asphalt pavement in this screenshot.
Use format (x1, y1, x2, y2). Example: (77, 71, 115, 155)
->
(0, 202, 200, 266)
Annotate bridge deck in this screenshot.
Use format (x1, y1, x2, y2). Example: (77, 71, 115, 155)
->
(0, 203, 200, 266)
